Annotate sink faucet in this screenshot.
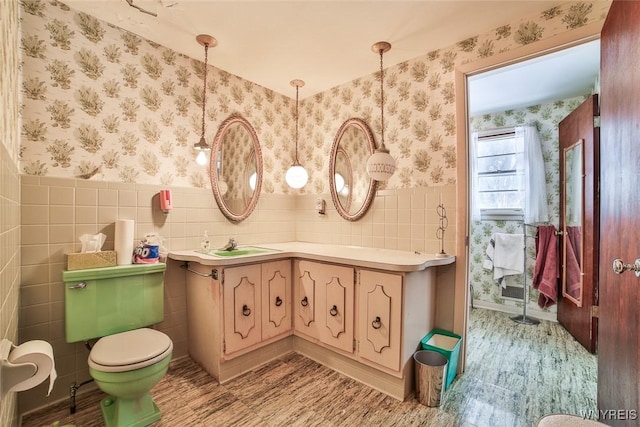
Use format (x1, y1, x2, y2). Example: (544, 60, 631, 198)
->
(220, 238, 237, 251)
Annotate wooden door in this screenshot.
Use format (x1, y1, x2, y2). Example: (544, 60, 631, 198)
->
(557, 94, 599, 354)
(598, 1, 640, 423)
(261, 260, 292, 341)
(223, 264, 262, 354)
(358, 269, 402, 371)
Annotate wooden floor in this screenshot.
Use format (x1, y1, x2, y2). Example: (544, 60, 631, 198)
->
(21, 308, 597, 427)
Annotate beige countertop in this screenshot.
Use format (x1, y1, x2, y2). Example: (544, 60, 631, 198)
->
(168, 241, 455, 272)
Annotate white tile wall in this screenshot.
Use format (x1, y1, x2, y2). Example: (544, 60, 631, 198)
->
(17, 176, 455, 413)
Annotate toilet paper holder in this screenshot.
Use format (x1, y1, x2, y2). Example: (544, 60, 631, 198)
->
(0, 339, 38, 400)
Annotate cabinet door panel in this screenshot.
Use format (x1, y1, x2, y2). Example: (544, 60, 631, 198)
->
(223, 264, 262, 354)
(325, 277, 347, 338)
(320, 264, 354, 353)
(359, 270, 402, 371)
(262, 260, 292, 340)
(363, 284, 392, 352)
(294, 260, 320, 339)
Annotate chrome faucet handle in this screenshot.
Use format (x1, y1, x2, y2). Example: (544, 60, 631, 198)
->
(220, 237, 238, 251)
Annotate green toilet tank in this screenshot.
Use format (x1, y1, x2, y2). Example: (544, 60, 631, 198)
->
(63, 263, 166, 343)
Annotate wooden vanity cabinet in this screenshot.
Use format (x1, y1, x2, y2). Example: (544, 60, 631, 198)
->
(222, 264, 262, 354)
(223, 260, 292, 355)
(294, 261, 434, 379)
(293, 259, 355, 354)
(182, 246, 444, 399)
(186, 259, 293, 381)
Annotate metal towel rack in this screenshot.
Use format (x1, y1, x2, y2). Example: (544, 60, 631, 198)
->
(180, 261, 214, 278)
(510, 222, 540, 326)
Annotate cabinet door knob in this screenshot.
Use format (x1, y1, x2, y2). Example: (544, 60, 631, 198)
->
(242, 304, 251, 316)
(301, 296, 308, 307)
(371, 316, 382, 329)
(275, 296, 283, 307)
(329, 305, 338, 316)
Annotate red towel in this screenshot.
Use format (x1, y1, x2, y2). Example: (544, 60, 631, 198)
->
(532, 225, 559, 309)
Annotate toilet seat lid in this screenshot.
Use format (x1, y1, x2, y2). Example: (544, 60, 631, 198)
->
(89, 328, 172, 372)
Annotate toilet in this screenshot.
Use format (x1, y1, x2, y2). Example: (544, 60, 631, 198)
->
(63, 263, 173, 427)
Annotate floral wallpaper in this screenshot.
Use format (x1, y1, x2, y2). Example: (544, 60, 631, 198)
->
(2, 0, 21, 163)
(300, 1, 610, 194)
(468, 94, 591, 318)
(20, 0, 295, 192)
(20, 0, 610, 197)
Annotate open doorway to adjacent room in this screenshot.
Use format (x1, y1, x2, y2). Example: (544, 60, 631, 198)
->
(461, 39, 600, 423)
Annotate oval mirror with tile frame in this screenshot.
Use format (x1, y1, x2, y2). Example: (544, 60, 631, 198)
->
(210, 115, 263, 222)
(329, 118, 377, 221)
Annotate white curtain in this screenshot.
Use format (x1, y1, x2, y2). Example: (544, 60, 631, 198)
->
(470, 125, 548, 223)
(470, 131, 481, 221)
(518, 125, 549, 224)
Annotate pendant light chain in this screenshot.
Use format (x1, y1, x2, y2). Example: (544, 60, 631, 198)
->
(379, 48, 385, 150)
(194, 34, 216, 164)
(201, 43, 209, 140)
(285, 79, 308, 189)
(294, 84, 300, 165)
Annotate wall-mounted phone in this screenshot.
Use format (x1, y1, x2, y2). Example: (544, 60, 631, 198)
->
(160, 189, 172, 213)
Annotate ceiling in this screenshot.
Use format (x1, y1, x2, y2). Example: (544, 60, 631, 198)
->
(65, 0, 567, 100)
(468, 39, 600, 115)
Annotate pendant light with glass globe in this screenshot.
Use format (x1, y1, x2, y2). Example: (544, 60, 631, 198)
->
(193, 34, 217, 165)
(366, 41, 396, 181)
(285, 79, 309, 189)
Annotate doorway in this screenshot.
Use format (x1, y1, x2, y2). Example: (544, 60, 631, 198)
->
(458, 38, 601, 422)
(466, 40, 600, 324)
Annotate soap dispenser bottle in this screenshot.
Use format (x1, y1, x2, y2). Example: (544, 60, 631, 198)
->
(201, 230, 210, 251)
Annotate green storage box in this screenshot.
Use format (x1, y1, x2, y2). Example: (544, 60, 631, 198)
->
(420, 329, 462, 391)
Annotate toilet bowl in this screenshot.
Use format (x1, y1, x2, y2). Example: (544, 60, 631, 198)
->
(88, 328, 173, 427)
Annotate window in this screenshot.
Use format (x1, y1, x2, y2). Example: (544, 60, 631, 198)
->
(472, 128, 525, 220)
(471, 125, 548, 223)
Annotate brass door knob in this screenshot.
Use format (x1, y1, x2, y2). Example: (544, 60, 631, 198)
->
(612, 258, 640, 277)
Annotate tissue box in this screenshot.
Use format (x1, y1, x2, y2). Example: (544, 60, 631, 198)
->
(66, 251, 117, 271)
